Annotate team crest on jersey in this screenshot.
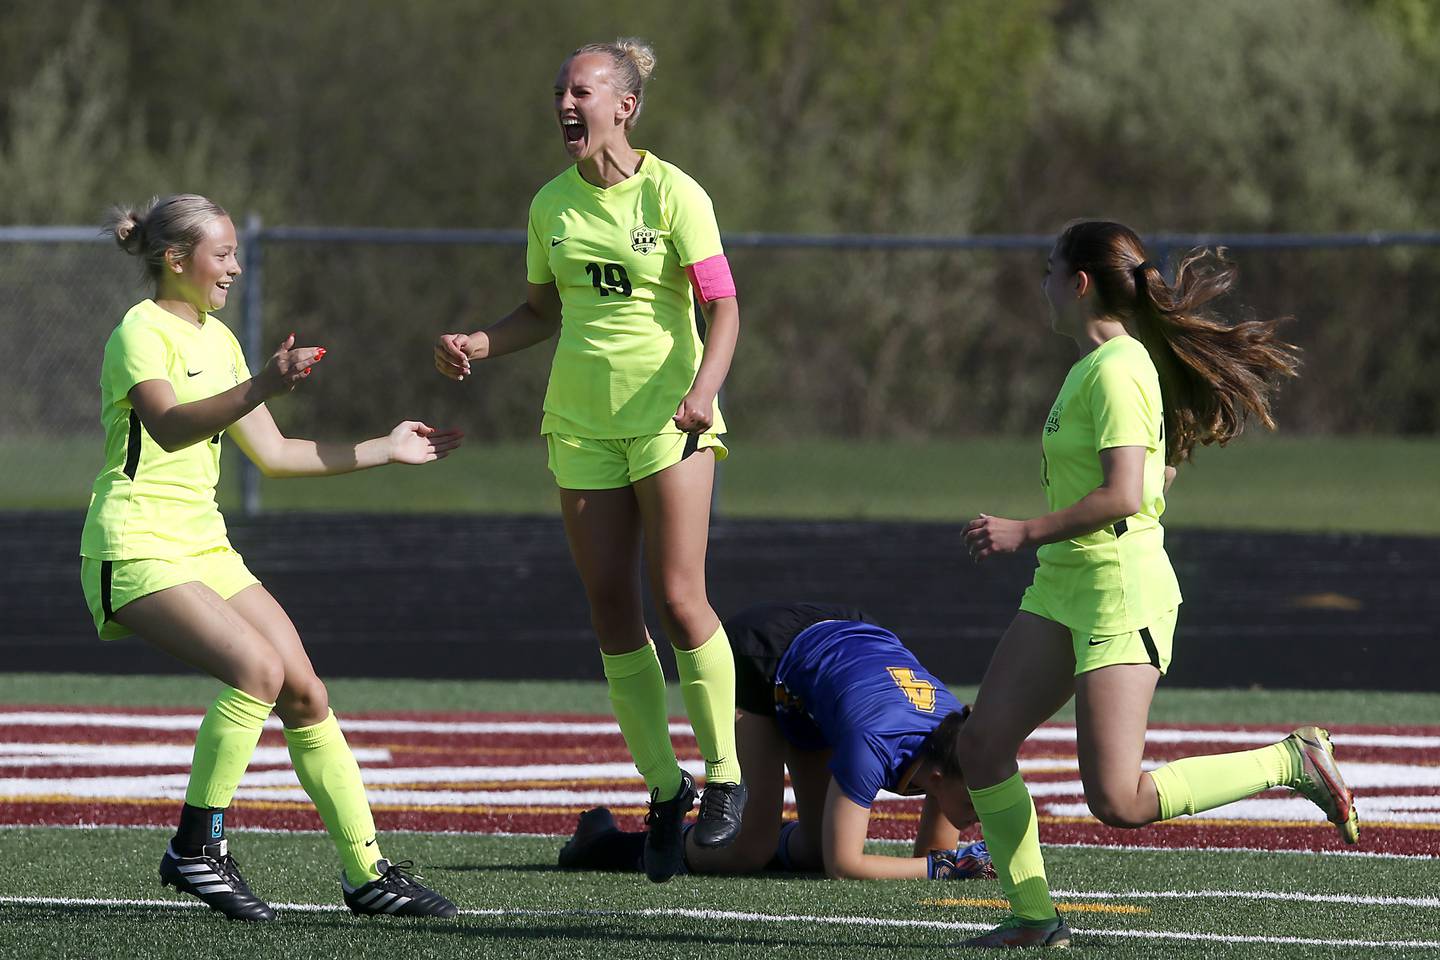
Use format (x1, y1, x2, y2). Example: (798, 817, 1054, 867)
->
(886, 667, 936, 713)
(630, 225, 658, 255)
(1045, 399, 1064, 435)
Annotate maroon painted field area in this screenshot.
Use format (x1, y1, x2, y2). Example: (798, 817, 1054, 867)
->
(2, 706, 1436, 858)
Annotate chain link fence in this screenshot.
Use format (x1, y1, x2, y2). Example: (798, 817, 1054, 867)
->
(3, 225, 1438, 513)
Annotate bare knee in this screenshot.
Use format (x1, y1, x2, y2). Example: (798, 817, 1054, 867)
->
(232, 658, 285, 704)
(584, 583, 644, 636)
(1085, 788, 1152, 829)
(276, 673, 329, 727)
(955, 723, 1015, 776)
(653, 587, 712, 645)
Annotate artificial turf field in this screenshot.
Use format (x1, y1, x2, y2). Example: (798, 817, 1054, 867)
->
(2, 676, 1437, 958)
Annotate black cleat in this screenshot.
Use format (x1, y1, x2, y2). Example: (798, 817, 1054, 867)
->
(643, 770, 696, 883)
(693, 780, 747, 848)
(559, 807, 622, 868)
(342, 859, 458, 918)
(159, 840, 275, 922)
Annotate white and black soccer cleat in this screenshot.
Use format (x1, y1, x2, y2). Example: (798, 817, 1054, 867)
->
(158, 840, 276, 921)
(341, 858, 458, 918)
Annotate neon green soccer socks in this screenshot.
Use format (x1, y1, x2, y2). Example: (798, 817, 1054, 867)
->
(1149, 741, 1301, 819)
(673, 625, 742, 786)
(284, 710, 382, 886)
(968, 772, 1057, 922)
(185, 686, 274, 809)
(602, 642, 684, 802)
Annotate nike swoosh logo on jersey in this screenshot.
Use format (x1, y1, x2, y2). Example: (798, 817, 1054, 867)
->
(186, 369, 203, 377)
(551, 237, 568, 246)
(364, 837, 377, 847)
(1087, 636, 1111, 646)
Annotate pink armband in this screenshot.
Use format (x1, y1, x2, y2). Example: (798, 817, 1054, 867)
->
(685, 254, 736, 304)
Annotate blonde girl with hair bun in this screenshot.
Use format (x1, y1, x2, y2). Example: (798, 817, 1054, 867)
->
(435, 37, 746, 883)
(85, 194, 463, 921)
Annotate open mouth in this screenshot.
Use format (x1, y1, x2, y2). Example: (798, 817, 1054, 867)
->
(561, 117, 586, 145)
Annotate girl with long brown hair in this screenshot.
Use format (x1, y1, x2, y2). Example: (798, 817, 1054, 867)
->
(955, 220, 1354, 949)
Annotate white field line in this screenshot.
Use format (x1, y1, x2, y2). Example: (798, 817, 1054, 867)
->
(2, 820, 1434, 860)
(0, 744, 390, 768)
(5, 759, 1436, 818)
(1044, 796, 1440, 825)
(1047, 888, 1440, 908)
(3, 711, 1438, 750)
(1041, 839, 1440, 861)
(2, 896, 1438, 950)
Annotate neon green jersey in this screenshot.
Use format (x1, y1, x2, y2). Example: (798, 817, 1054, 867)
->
(527, 152, 727, 439)
(1032, 335, 1182, 633)
(80, 300, 250, 560)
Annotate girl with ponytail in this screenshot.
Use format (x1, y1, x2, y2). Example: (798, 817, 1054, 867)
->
(952, 220, 1350, 949)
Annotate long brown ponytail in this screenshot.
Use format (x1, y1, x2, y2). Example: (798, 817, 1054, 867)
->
(1056, 220, 1301, 465)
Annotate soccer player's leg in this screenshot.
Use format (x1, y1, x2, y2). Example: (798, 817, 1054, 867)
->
(228, 584, 456, 917)
(633, 438, 745, 848)
(1073, 662, 1164, 828)
(953, 611, 1076, 948)
(778, 743, 834, 872)
(558, 477, 689, 881)
(110, 572, 279, 921)
(1078, 611, 1359, 842)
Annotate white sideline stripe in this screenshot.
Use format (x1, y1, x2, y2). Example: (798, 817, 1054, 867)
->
(0, 744, 390, 768)
(3, 711, 1437, 750)
(1048, 888, 1440, 909)
(1044, 796, 1440, 825)
(0, 759, 677, 793)
(1041, 839, 1439, 861)
(1027, 727, 1440, 750)
(2, 896, 1437, 950)
(3, 821, 1433, 859)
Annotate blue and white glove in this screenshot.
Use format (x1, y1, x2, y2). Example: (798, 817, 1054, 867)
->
(926, 840, 995, 880)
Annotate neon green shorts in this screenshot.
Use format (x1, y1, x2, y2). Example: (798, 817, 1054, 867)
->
(1020, 584, 1178, 676)
(80, 546, 260, 641)
(545, 431, 728, 490)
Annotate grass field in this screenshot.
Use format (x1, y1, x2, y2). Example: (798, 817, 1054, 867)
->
(5, 434, 1440, 534)
(3, 675, 1438, 959)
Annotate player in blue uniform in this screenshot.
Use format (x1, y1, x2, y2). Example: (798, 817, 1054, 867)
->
(559, 602, 992, 881)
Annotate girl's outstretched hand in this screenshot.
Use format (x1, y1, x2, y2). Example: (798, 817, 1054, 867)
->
(964, 513, 1029, 562)
(388, 421, 464, 465)
(257, 334, 325, 397)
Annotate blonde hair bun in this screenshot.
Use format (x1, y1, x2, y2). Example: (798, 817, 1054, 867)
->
(573, 38, 656, 129)
(615, 37, 656, 83)
(109, 206, 149, 256)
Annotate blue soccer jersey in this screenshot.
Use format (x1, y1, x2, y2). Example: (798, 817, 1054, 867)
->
(774, 620, 966, 808)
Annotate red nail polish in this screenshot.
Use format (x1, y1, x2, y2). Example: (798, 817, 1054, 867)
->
(315, 347, 326, 358)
